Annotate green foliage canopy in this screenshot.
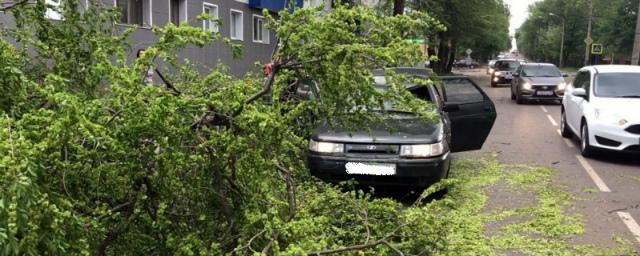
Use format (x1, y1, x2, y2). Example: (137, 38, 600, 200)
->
(516, 0, 639, 67)
(0, 0, 447, 254)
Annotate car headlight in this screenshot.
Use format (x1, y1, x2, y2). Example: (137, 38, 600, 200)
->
(400, 142, 445, 158)
(494, 71, 502, 76)
(522, 82, 532, 90)
(594, 109, 628, 126)
(557, 82, 567, 91)
(309, 140, 344, 153)
(489, 68, 495, 73)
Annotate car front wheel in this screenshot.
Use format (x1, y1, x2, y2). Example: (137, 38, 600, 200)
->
(580, 123, 596, 157)
(560, 109, 572, 138)
(515, 89, 524, 104)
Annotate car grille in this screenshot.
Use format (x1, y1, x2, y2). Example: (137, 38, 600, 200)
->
(625, 125, 640, 135)
(345, 144, 399, 154)
(533, 85, 556, 90)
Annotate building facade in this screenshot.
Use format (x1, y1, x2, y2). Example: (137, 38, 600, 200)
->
(1, 0, 304, 77)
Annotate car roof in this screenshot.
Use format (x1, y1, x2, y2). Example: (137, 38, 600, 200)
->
(582, 65, 640, 74)
(496, 59, 519, 62)
(521, 63, 557, 67)
(372, 67, 432, 78)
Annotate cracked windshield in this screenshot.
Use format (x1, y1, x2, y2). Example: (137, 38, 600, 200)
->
(1, 0, 640, 254)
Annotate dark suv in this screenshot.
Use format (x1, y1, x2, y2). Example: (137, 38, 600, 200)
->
(491, 59, 521, 87)
(307, 68, 496, 187)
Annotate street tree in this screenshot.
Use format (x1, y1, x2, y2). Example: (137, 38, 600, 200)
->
(0, 0, 451, 254)
(517, 0, 639, 67)
(409, 0, 511, 73)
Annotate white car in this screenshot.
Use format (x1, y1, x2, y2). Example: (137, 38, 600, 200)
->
(561, 65, 640, 157)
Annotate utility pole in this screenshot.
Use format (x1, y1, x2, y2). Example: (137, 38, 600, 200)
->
(631, 0, 640, 65)
(584, 0, 593, 67)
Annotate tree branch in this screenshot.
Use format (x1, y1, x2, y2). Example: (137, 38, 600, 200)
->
(276, 162, 296, 221)
(308, 223, 409, 255)
(230, 63, 281, 118)
(155, 68, 182, 96)
(307, 238, 387, 255)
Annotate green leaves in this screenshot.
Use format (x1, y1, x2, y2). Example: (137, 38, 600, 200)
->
(0, 1, 448, 255)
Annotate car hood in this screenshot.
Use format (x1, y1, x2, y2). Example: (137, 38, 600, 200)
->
(312, 115, 443, 144)
(592, 98, 640, 121)
(523, 77, 565, 85)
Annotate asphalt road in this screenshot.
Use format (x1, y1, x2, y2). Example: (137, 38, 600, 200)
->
(456, 68, 640, 250)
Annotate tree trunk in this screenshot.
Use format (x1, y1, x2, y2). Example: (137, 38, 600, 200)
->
(393, 0, 404, 15)
(432, 37, 457, 74)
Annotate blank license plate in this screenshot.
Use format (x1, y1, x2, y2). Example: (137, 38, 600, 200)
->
(345, 162, 396, 176)
(537, 91, 554, 96)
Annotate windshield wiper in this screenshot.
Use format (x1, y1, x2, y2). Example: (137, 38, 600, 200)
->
(619, 95, 640, 98)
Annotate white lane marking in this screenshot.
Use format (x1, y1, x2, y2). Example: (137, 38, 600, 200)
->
(547, 115, 558, 126)
(540, 105, 549, 113)
(557, 129, 574, 148)
(616, 212, 640, 243)
(576, 155, 611, 192)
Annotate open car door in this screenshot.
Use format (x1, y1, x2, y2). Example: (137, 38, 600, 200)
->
(439, 76, 496, 152)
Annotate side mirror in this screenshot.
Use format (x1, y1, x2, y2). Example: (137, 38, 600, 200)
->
(513, 73, 520, 77)
(562, 73, 569, 77)
(443, 103, 460, 112)
(572, 88, 587, 98)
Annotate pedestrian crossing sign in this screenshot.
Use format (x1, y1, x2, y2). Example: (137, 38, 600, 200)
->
(591, 44, 603, 55)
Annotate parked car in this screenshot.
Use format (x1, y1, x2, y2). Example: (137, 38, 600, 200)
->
(510, 63, 568, 104)
(487, 59, 497, 75)
(307, 68, 496, 187)
(560, 65, 640, 157)
(491, 59, 521, 87)
(454, 59, 479, 69)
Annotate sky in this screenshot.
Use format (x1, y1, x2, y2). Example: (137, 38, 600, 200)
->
(505, 0, 542, 50)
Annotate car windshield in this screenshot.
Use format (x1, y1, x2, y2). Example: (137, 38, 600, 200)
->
(522, 65, 561, 77)
(371, 76, 432, 112)
(496, 61, 519, 71)
(594, 73, 640, 98)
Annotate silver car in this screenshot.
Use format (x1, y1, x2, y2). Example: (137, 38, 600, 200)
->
(510, 63, 568, 104)
(486, 59, 497, 75)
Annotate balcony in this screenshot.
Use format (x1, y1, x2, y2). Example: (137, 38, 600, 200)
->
(249, 0, 304, 12)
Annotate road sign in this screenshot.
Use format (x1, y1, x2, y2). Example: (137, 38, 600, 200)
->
(466, 48, 473, 55)
(591, 44, 603, 54)
(584, 36, 593, 45)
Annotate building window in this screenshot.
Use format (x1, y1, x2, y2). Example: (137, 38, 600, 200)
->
(115, 0, 152, 26)
(252, 15, 269, 44)
(230, 10, 243, 41)
(45, 0, 63, 20)
(170, 0, 187, 25)
(202, 3, 219, 33)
